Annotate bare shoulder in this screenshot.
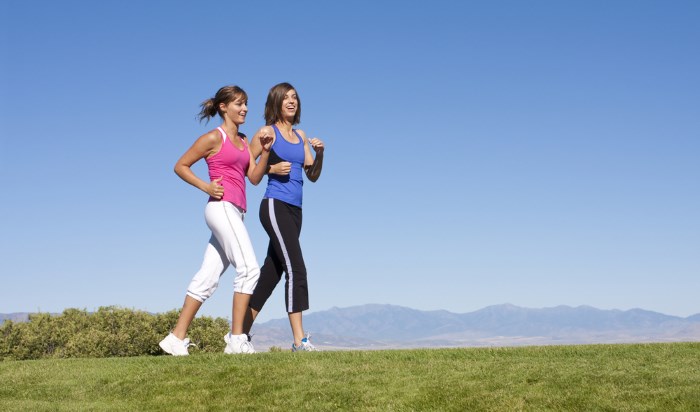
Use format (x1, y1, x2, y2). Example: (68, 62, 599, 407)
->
(295, 129, 308, 141)
(199, 129, 222, 146)
(257, 125, 275, 136)
(252, 125, 276, 145)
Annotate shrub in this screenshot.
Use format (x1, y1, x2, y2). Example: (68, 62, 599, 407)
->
(0, 307, 230, 360)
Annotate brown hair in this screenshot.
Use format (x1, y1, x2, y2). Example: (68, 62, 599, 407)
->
(264, 82, 301, 125)
(198, 85, 248, 123)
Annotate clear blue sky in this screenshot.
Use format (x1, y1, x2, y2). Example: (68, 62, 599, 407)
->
(1, 1, 699, 322)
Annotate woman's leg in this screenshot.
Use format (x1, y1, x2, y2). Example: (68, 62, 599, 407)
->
(205, 201, 261, 337)
(243, 238, 289, 334)
(271, 199, 308, 314)
(247, 198, 289, 330)
(248, 242, 285, 317)
(257, 199, 310, 345)
(160, 233, 228, 355)
(288, 311, 305, 347)
(174, 235, 229, 338)
(251, 199, 308, 312)
(231, 292, 251, 335)
(172, 296, 202, 340)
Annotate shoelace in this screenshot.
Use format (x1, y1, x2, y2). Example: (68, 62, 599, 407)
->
(240, 340, 254, 353)
(183, 338, 197, 349)
(295, 333, 318, 351)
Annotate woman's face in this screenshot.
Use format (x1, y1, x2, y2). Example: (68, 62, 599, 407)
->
(281, 89, 298, 121)
(222, 97, 248, 125)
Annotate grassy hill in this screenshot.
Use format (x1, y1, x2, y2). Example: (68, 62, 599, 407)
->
(1, 343, 698, 411)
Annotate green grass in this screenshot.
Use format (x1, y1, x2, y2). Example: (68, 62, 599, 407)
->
(1, 343, 699, 411)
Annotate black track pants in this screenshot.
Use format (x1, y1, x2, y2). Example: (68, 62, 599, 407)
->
(249, 198, 309, 313)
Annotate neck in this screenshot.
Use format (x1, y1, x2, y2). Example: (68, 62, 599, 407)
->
(275, 120, 293, 133)
(220, 119, 239, 136)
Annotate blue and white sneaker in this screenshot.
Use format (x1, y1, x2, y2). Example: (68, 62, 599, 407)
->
(292, 333, 319, 352)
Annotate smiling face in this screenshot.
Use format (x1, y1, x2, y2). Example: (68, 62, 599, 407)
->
(220, 96, 248, 125)
(281, 89, 298, 121)
(264, 82, 301, 125)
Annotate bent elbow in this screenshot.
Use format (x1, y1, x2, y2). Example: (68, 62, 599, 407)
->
(247, 174, 261, 186)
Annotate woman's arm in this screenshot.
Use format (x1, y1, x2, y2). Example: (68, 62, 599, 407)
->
(298, 129, 324, 182)
(246, 132, 273, 185)
(174, 131, 225, 199)
(248, 126, 267, 158)
(249, 125, 291, 176)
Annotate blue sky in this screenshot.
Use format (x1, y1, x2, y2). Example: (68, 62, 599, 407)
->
(1, 1, 699, 323)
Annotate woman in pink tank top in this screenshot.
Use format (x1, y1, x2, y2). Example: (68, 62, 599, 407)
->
(159, 85, 273, 356)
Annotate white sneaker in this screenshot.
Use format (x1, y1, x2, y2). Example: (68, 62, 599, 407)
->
(224, 332, 256, 354)
(292, 333, 319, 352)
(159, 332, 193, 356)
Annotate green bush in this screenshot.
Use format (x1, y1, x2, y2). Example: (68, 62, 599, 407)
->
(188, 315, 231, 353)
(0, 307, 230, 360)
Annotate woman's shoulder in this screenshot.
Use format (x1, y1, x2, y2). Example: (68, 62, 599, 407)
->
(199, 128, 223, 144)
(256, 125, 275, 135)
(255, 125, 276, 144)
(294, 128, 307, 140)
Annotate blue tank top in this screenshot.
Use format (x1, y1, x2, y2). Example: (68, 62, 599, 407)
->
(264, 124, 305, 207)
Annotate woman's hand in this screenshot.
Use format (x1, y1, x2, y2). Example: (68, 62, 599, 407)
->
(206, 177, 225, 199)
(260, 133, 273, 152)
(269, 162, 292, 175)
(303, 135, 324, 182)
(309, 138, 324, 155)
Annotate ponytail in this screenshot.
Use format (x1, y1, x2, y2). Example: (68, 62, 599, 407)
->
(197, 98, 218, 123)
(197, 85, 248, 124)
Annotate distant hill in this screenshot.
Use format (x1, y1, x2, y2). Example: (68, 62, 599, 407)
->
(249, 304, 700, 350)
(3, 305, 699, 351)
(0, 313, 32, 324)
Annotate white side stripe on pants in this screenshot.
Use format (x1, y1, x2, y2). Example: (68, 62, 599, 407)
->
(268, 198, 294, 311)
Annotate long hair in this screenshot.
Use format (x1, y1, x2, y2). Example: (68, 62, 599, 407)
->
(198, 85, 248, 123)
(264, 82, 301, 125)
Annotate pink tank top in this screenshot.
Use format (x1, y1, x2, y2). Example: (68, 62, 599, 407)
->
(205, 127, 250, 211)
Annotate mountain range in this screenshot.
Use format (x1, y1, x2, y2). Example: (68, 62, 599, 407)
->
(3, 304, 699, 351)
(247, 304, 700, 350)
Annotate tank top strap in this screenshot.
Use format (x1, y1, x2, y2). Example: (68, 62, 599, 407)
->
(216, 126, 228, 142)
(271, 124, 304, 144)
(293, 129, 303, 143)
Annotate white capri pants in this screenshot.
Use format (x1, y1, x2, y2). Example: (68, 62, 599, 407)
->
(186, 201, 260, 302)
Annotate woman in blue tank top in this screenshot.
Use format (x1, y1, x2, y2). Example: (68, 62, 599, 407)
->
(245, 82, 325, 351)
